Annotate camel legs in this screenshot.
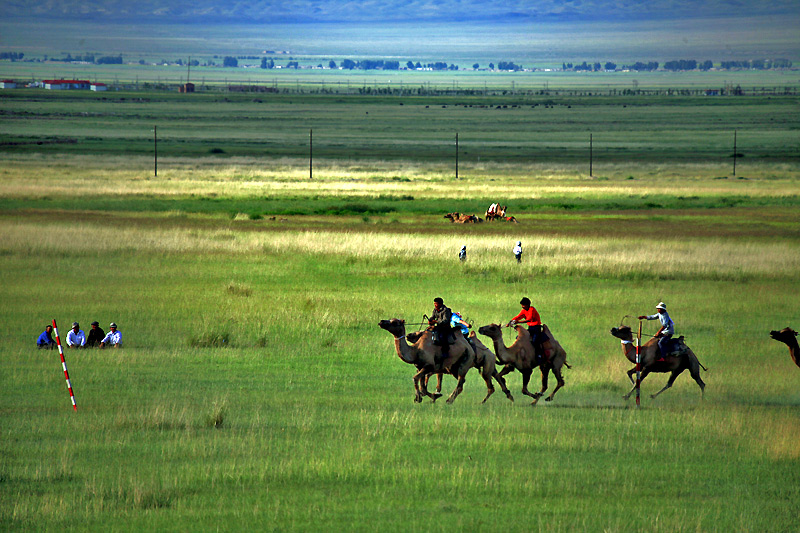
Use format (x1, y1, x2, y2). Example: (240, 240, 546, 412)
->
(688, 356, 707, 397)
(445, 374, 466, 404)
(623, 368, 651, 400)
(519, 370, 538, 400)
(650, 368, 687, 399)
(543, 366, 566, 402)
(479, 374, 495, 403)
(423, 373, 444, 394)
(491, 370, 514, 402)
(413, 367, 442, 403)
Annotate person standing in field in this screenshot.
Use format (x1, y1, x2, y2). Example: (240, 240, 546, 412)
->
(513, 241, 522, 263)
(459, 245, 467, 261)
(36, 325, 55, 349)
(507, 297, 546, 362)
(86, 321, 105, 348)
(66, 322, 86, 348)
(638, 302, 674, 362)
(100, 322, 122, 349)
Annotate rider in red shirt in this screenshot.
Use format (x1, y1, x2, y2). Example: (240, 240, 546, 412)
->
(507, 297, 546, 362)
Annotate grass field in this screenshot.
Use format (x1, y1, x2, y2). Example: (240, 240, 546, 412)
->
(2, 150, 800, 530)
(2, 91, 799, 167)
(1, 84, 800, 530)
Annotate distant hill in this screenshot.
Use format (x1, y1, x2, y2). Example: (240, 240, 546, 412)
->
(2, 0, 799, 24)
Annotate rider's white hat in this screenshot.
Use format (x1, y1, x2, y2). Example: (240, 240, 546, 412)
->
(656, 302, 667, 310)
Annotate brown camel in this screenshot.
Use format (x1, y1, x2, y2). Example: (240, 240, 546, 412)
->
(378, 318, 475, 403)
(444, 212, 483, 224)
(610, 326, 707, 400)
(769, 328, 800, 368)
(408, 329, 514, 403)
(484, 205, 507, 221)
(477, 323, 570, 404)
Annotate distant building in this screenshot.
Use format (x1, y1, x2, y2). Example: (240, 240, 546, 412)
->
(90, 82, 107, 91)
(0, 80, 16, 89)
(179, 82, 195, 93)
(43, 79, 90, 90)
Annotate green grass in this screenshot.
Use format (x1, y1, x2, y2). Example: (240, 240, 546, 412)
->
(1, 84, 799, 529)
(2, 166, 800, 529)
(1, 90, 798, 165)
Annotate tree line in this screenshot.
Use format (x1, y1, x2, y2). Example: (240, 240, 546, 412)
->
(563, 58, 792, 72)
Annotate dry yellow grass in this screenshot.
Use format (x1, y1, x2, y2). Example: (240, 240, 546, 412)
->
(2, 154, 797, 200)
(2, 216, 799, 280)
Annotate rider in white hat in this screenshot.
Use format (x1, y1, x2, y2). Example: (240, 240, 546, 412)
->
(639, 302, 674, 361)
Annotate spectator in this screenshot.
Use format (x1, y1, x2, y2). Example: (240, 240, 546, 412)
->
(86, 321, 105, 347)
(513, 241, 522, 263)
(100, 322, 122, 349)
(66, 322, 86, 348)
(459, 245, 467, 261)
(37, 325, 55, 349)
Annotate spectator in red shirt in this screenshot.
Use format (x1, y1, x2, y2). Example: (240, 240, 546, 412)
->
(506, 297, 547, 362)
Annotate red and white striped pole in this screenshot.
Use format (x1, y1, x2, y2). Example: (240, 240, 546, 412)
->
(635, 320, 642, 408)
(52, 319, 77, 411)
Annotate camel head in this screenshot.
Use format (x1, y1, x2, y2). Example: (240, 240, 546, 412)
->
(770, 327, 798, 345)
(478, 323, 503, 339)
(379, 318, 407, 338)
(610, 326, 634, 341)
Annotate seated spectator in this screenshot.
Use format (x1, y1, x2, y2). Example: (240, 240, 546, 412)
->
(66, 322, 86, 348)
(100, 322, 122, 349)
(37, 325, 55, 349)
(86, 321, 105, 348)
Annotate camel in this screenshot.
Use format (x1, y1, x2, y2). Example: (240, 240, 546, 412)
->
(485, 205, 506, 221)
(769, 328, 800, 368)
(407, 329, 514, 403)
(609, 325, 707, 400)
(477, 323, 570, 404)
(444, 212, 483, 224)
(378, 318, 475, 403)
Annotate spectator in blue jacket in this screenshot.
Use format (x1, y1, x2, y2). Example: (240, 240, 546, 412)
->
(37, 325, 55, 349)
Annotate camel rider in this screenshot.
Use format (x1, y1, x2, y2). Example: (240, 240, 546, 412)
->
(507, 297, 546, 362)
(638, 302, 674, 362)
(431, 297, 453, 363)
(488, 203, 498, 217)
(450, 310, 475, 353)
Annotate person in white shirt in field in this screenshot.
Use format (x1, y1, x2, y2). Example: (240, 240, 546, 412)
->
(66, 322, 86, 348)
(100, 322, 123, 349)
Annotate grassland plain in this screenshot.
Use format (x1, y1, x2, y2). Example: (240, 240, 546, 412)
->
(2, 90, 799, 166)
(1, 158, 800, 530)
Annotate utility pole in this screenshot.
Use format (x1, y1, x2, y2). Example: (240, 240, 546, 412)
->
(455, 133, 459, 180)
(153, 125, 158, 177)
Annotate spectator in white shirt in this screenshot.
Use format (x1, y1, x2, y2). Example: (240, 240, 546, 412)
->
(100, 322, 123, 349)
(66, 322, 86, 348)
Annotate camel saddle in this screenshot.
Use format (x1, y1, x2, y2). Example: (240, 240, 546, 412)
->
(432, 330, 456, 346)
(665, 335, 689, 357)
